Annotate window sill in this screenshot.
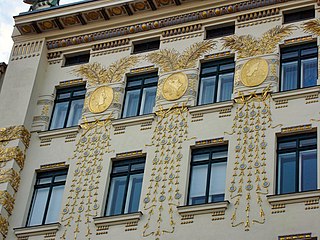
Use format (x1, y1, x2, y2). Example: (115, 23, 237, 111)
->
(271, 85, 320, 101)
(93, 211, 143, 227)
(112, 114, 155, 128)
(14, 223, 60, 238)
(267, 189, 320, 205)
(189, 101, 233, 115)
(38, 126, 80, 141)
(177, 201, 229, 216)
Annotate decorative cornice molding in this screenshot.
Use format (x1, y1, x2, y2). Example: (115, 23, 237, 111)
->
(237, 7, 280, 22)
(0, 125, 31, 148)
(44, 0, 293, 50)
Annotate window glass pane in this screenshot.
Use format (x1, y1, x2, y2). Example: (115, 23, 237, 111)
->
(281, 51, 298, 60)
(127, 80, 142, 87)
(66, 99, 84, 127)
(212, 151, 228, 160)
(281, 61, 298, 91)
(217, 73, 233, 102)
(112, 165, 129, 174)
(125, 173, 143, 213)
(38, 177, 52, 185)
(201, 66, 217, 75)
(193, 153, 210, 162)
(54, 175, 67, 182)
(278, 152, 296, 194)
(278, 141, 297, 150)
(57, 93, 71, 100)
(50, 102, 68, 130)
(300, 149, 317, 191)
(301, 58, 317, 88)
(45, 185, 65, 224)
(189, 165, 208, 205)
(199, 76, 216, 105)
(123, 89, 140, 117)
(209, 162, 227, 203)
(144, 76, 158, 84)
(28, 188, 49, 226)
(300, 138, 317, 147)
(301, 47, 318, 56)
(131, 163, 145, 171)
(140, 86, 156, 115)
(73, 90, 86, 96)
(220, 63, 235, 71)
(106, 176, 127, 215)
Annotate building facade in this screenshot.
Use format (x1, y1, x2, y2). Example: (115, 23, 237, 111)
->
(0, 0, 320, 239)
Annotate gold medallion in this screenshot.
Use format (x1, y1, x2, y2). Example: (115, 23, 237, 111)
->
(240, 58, 269, 87)
(89, 86, 113, 114)
(162, 72, 188, 101)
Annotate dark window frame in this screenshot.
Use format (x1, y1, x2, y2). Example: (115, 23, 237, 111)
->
(64, 52, 90, 67)
(49, 85, 86, 130)
(132, 39, 160, 54)
(206, 24, 235, 39)
(283, 7, 315, 24)
(122, 72, 158, 118)
(26, 169, 68, 226)
(280, 42, 318, 91)
(187, 145, 228, 205)
(198, 58, 235, 105)
(276, 133, 317, 195)
(105, 158, 145, 216)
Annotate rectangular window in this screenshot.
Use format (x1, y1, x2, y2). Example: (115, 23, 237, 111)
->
(122, 73, 158, 118)
(280, 43, 318, 91)
(27, 169, 67, 226)
(198, 58, 234, 105)
(49, 85, 86, 130)
(277, 133, 317, 194)
(105, 158, 145, 216)
(283, 8, 315, 24)
(206, 24, 235, 39)
(188, 146, 228, 205)
(64, 52, 90, 67)
(133, 39, 160, 54)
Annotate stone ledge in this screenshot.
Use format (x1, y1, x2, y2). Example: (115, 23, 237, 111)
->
(267, 190, 320, 205)
(271, 86, 320, 101)
(14, 222, 60, 238)
(93, 212, 143, 227)
(189, 101, 234, 115)
(37, 126, 79, 141)
(112, 114, 155, 128)
(177, 201, 229, 215)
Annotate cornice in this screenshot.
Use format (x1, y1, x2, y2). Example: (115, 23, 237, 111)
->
(13, 0, 299, 50)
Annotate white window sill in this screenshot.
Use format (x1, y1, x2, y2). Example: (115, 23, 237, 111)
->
(271, 85, 320, 101)
(112, 114, 155, 128)
(14, 223, 60, 238)
(189, 101, 233, 115)
(37, 126, 79, 141)
(93, 211, 143, 227)
(177, 201, 229, 215)
(267, 189, 320, 205)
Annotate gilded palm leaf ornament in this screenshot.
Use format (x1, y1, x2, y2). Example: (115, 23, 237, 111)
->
(222, 25, 296, 59)
(303, 19, 320, 36)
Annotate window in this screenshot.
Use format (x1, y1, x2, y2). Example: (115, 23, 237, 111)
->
(277, 133, 317, 195)
(49, 85, 86, 130)
(64, 52, 90, 66)
(283, 7, 315, 24)
(105, 158, 145, 216)
(280, 43, 318, 91)
(188, 146, 228, 205)
(27, 169, 67, 226)
(122, 73, 158, 118)
(198, 58, 234, 105)
(206, 24, 235, 39)
(133, 39, 160, 54)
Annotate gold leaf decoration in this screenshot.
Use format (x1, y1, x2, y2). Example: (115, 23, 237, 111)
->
(146, 49, 180, 73)
(177, 40, 216, 69)
(222, 25, 296, 59)
(147, 40, 216, 74)
(74, 56, 140, 86)
(303, 19, 320, 36)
